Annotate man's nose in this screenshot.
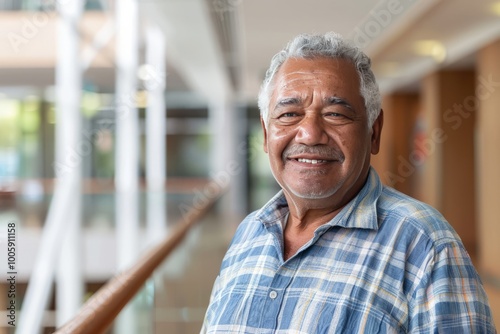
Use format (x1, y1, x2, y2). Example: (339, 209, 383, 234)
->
(295, 114, 329, 146)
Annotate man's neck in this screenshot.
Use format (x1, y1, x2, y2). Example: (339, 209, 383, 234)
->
(281, 200, 343, 261)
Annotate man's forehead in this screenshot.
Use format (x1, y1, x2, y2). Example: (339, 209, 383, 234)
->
(272, 59, 358, 91)
(277, 70, 339, 82)
(267, 57, 363, 112)
(274, 58, 356, 83)
(278, 57, 351, 72)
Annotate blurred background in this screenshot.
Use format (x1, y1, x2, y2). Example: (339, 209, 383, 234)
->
(0, 0, 499, 333)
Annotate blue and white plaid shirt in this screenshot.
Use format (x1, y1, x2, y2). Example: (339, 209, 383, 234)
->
(202, 168, 496, 333)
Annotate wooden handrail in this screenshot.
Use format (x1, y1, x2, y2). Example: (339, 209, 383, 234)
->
(54, 185, 225, 334)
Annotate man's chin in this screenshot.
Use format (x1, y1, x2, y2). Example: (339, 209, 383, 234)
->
(287, 185, 339, 200)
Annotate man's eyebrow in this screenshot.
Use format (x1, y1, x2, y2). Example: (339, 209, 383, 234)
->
(325, 96, 354, 110)
(274, 97, 302, 110)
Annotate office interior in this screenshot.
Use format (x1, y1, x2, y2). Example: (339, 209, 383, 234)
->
(0, 0, 499, 332)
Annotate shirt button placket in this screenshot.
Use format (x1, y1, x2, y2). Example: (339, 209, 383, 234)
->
(259, 288, 283, 329)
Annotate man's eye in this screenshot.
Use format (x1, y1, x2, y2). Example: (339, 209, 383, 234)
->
(325, 112, 343, 117)
(274, 112, 300, 124)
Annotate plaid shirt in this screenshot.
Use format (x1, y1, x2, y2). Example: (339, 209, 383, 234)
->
(202, 168, 496, 333)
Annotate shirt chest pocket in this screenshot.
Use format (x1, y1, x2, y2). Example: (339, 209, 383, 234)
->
(279, 288, 405, 333)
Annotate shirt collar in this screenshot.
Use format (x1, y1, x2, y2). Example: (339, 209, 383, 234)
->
(255, 167, 383, 231)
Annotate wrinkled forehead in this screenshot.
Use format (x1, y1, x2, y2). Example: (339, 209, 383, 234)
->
(270, 57, 361, 99)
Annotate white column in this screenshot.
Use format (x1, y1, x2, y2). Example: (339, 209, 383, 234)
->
(208, 96, 246, 218)
(115, 0, 139, 273)
(16, 181, 77, 334)
(231, 103, 248, 217)
(16, 1, 84, 333)
(55, 0, 84, 327)
(209, 98, 231, 176)
(145, 24, 167, 245)
(115, 0, 139, 333)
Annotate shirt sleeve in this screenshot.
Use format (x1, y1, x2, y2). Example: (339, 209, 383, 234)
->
(200, 274, 222, 333)
(408, 242, 496, 333)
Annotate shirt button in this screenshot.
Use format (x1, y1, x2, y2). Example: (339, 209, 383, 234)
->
(269, 290, 278, 299)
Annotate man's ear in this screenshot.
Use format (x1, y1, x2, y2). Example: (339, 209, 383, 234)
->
(260, 117, 269, 153)
(371, 109, 383, 155)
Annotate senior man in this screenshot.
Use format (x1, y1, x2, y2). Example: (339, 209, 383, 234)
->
(201, 32, 496, 333)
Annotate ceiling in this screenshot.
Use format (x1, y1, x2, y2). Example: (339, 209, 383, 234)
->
(141, 0, 500, 104)
(1, 0, 500, 105)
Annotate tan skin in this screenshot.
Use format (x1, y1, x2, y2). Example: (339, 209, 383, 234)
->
(261, 57, 383, 260)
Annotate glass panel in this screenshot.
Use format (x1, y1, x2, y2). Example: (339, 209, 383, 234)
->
(1, 189, 220, 333)
(106, 193, 231, 334)
(111, 280, 155, 334)
(149, 211, 231, 333)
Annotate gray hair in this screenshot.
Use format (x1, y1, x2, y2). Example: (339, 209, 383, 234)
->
(258, 32, 381, 128)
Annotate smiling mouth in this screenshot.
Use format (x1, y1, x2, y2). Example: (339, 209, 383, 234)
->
(296, 158, 329, 164)
(283, 145, 345, 165)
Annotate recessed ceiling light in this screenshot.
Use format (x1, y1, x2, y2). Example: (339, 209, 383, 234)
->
(414, 40, 447, 63)
(491, 2, 500, 16)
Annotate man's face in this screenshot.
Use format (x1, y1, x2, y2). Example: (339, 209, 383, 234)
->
(262, 57, 382, 207)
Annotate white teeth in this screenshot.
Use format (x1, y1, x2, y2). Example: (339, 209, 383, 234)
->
(297, 158, 325, 164)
